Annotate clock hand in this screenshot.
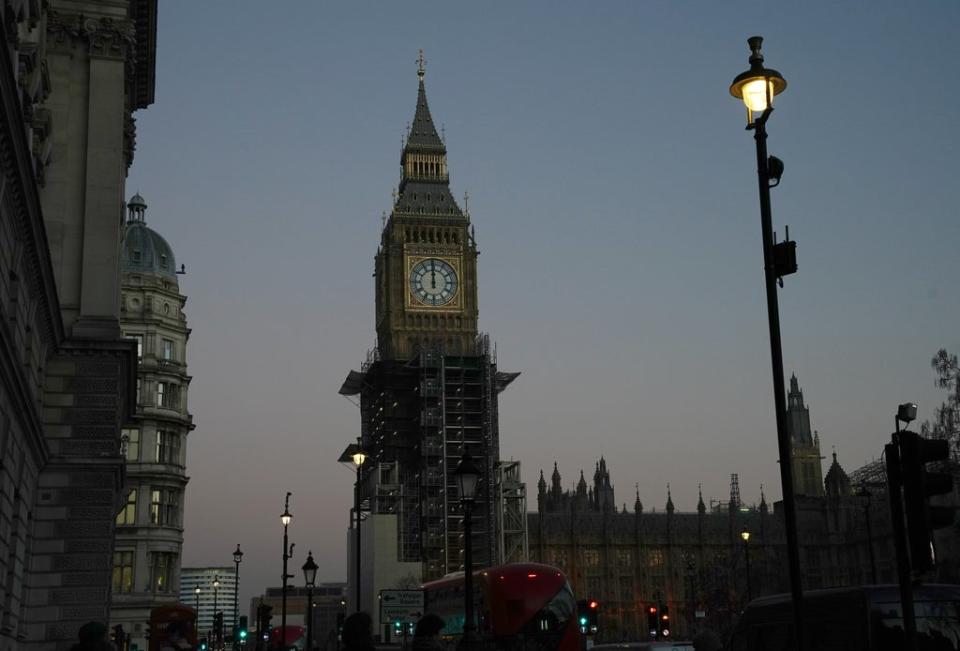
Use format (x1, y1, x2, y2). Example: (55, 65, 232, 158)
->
(430, 264, 437, 289)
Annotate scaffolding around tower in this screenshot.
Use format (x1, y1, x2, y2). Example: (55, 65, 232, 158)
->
(340, 336, 521, 582)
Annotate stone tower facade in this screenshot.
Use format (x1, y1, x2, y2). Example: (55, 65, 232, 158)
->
(340, 57, 519, 622)
(374, 56, 478, 360)
(111, 195, 193, 650)
(785, 374, 824, 497)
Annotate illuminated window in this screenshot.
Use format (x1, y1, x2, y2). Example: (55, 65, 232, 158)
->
(149, 552, 177, 592)
(150, 488, 179, 526)
(112, 550, 135, 594)
(647, 549, 665, 569)
(116, 489, 137, 526)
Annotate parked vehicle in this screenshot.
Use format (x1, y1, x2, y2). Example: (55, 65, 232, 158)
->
(728, 584, 960, 650)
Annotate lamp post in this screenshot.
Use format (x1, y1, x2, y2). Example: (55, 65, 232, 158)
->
(729, 36, 803, 650)
(302, 551, 318, 651)
(233, 544, 243, 650)
(340, 440, 367, 613)
(454, 452, 481, 646)
(281, 493, 294, 651)
(195, 585, 201, 622)
(213, 577, 221, 648)
(740, 528, 752, 603)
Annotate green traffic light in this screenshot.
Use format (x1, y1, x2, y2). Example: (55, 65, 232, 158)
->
(579, 616, 588, 626)
(239, 630, 248, 640)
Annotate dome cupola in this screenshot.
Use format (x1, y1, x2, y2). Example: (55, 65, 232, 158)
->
(122, 194, 177, 278)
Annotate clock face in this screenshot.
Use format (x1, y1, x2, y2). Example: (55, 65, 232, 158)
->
(410, 258, 458, 306)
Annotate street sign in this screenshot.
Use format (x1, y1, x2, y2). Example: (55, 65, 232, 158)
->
(379, 589, 424, 625)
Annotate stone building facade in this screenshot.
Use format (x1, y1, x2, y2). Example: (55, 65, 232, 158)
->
(0, 2, 158, 650)
(529, 454, 897, 642)
(111, 195, 192, 649)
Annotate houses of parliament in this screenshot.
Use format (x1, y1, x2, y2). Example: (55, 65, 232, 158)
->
(527, 375, 960, 640)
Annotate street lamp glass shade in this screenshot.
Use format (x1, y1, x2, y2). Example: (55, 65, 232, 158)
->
(352, 449, 367, 467)
(194, 586, 201, 595)
(302, 551, 318, 587)
(741, 528, 751, 542)
(729, 36, 787, 124)
(233, 544, 244, 564)
(213, 578, 220, 589)
(742, 78, 774, 112)
(281, 509, 293, 527)
(454, 452, 481, 502)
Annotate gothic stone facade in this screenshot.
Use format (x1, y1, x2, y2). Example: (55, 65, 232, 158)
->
(529, 456, 898, 642)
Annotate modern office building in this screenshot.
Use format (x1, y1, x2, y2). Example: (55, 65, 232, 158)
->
(110, 195, 194, 649)
(180, 568, 237, 636)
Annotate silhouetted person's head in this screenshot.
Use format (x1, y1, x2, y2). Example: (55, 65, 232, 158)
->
(414, 614, 445, 638)
(342, 612, 373, 650)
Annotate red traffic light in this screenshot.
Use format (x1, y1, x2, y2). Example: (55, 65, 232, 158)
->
(648, 606, 657, 614)
(661, 614, 669, 620)
(589, 600, 598, 609)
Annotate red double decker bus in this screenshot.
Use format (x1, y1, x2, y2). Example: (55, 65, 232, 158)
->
(422, 562, 580, 651)
(148, 604, 198, 651)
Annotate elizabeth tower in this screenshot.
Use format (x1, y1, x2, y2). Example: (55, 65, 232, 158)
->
(341, 56, 519, 598)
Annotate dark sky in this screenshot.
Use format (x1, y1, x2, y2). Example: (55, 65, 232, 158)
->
(127, 2, 960, 607)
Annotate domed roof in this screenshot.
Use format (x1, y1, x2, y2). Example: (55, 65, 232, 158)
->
(121, 195, 177, 278)
(129, 193, 147, 210)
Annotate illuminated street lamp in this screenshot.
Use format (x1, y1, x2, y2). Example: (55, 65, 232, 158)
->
(339, 439, 367, 613)
(232, 545, 243, 649)
(195, 585, 201, 620)
(454, 452, 481, 644)
(281, 493, 295, 649)
(729, 35, 802, 649)
(740, 527, 752, 602)
(302, 551, 318, 651)
(213, 577, 221, 647)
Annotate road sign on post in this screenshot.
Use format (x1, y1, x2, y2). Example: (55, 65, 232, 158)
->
(379, 590, 424, 634)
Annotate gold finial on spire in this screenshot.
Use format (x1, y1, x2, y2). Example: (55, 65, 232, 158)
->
(417, 49, 426, 79)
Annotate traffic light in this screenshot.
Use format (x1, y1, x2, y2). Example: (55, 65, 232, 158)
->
(238, 615, 248, 642)
(259, 604, 273, 638)
(658, 603, 670, 638)
(393, 620, 402, 635)
(646, 606, 658, 638)
(336, 612, 345, 639)
(576, 600, 588, 634)
(200, 638, 208, 651)
(900, 430, 955, 572)
(576, 599, 599, 635)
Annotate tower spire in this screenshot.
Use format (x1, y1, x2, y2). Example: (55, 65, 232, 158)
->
(417, 49, 426, 80)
